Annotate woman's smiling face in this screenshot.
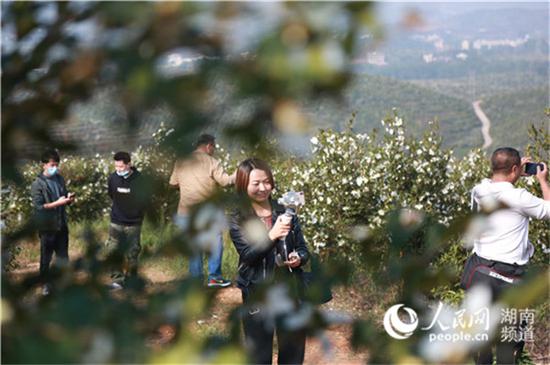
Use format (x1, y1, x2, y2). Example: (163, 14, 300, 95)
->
(247, 169, 273, 203)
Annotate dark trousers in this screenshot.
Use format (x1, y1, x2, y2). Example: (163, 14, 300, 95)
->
(105, 222, 142, 284)
(461, 253, 526, 365)
(39, 226, 69, 283)
(241, 291, 306, 364)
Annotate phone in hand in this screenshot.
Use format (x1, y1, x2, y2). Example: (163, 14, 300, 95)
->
(524, 162, 543, 176)
(280, 214, 292, 225)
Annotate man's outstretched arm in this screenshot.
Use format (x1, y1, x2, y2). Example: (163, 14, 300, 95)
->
(536, 162, 550, 201)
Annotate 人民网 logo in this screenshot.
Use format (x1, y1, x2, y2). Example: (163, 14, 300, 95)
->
(383, 304, 419, 339)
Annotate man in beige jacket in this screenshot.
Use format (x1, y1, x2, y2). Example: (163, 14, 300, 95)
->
(170, 134, 235, 287)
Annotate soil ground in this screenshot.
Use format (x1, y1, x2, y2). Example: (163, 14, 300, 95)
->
(9, 242, 369, 364)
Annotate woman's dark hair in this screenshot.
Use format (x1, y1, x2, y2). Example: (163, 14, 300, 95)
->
(235, 158, 275, 195)
(114, 151, 131, 164)
(41, 149, 60, 163)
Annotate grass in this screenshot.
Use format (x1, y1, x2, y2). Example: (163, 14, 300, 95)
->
(13, 218, 241, 283)
(141, 220, 240, 281)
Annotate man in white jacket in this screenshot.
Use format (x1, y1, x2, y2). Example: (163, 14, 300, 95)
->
(461, 147, 550, 365)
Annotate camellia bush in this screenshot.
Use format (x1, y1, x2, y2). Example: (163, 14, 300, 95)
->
(275, 114, 467, 255)
(3, 112, 548, 281)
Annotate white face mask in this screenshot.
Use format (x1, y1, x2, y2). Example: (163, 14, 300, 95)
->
(116, 169, 130, 177)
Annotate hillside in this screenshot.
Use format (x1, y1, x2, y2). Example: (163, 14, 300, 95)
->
(410, 74, 548, 151)
(303, 74, 482, 154)
(23, 73, 546, 159)
(483, 88, 548, 150)
(409, 71, 549, 101)
(301, 72, 549, 156)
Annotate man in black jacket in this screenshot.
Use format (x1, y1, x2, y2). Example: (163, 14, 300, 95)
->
(31, 149, 75, 295)
(106, 151, 150, 289)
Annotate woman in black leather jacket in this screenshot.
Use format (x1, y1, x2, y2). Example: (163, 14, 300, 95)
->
(230, 158, 309, 364)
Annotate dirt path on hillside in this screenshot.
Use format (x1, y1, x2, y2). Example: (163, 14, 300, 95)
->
(10, 250, 369, 364)
(473, 100, 493, 149)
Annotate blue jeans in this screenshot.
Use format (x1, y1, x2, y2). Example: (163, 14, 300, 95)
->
(174, 214, 224, 281)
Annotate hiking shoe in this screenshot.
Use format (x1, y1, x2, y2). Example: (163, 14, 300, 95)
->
(109, 282, 124, 291)
(42, 284, 51, 296)
(207, 278, 231, 288)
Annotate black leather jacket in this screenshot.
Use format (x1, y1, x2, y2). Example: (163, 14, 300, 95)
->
(230, 200, 310, 290)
